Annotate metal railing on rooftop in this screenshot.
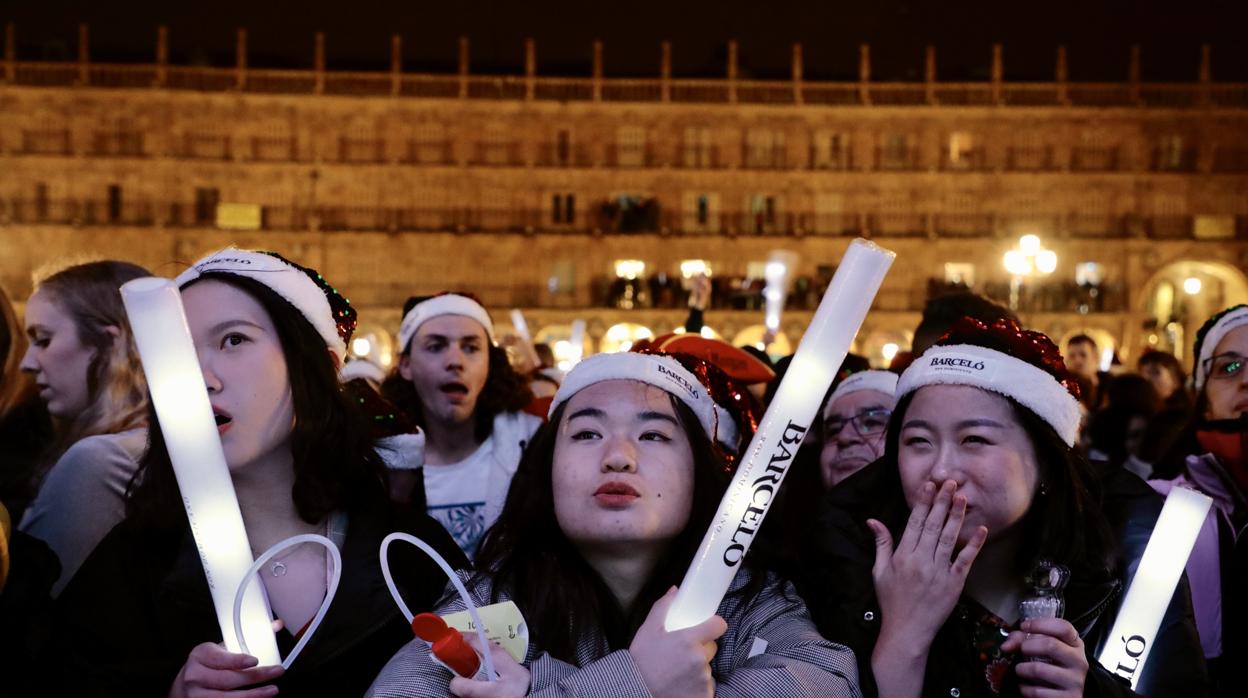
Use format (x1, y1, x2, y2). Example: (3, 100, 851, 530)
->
(5, 60, 1248, 109)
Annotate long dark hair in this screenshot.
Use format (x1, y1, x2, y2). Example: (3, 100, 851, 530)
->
(883, 390, 1117, 577)
(380, 302, 532, 442)
(471, 396, 760, 663)
(126, 274, 387, 530)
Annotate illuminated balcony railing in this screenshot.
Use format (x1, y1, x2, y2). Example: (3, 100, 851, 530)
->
(2, 198, 1244, 243)
(6, 59, 1247, 109)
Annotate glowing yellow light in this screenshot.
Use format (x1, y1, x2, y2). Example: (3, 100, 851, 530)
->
(1183, 277, 1202, 295)
(680, 260, 711, 279)
(614, 259, 646, 280)
(1019, 234, 1042, 255)
(1035, 250, 1058, 275)
(1004, 250, 1032, 276)
(351, 337, 372, 357)
(882, 343, 899, 362)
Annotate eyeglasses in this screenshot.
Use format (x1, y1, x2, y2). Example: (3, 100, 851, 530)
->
(824, 408, 892, 439)
(1204, 353, 1245, 382)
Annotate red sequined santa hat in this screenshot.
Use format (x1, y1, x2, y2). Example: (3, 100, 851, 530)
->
(897, 317, 1083, 446)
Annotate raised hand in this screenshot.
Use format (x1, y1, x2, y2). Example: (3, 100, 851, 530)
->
(1001, 617, 1088, 697)
(167, 642, 284, 698)
(867, 480, 987, 698)
(448, 637, 531, 698)
(629, 587, 727, 698)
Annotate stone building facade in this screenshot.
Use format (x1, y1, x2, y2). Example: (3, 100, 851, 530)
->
(2, 30, 1246, 367)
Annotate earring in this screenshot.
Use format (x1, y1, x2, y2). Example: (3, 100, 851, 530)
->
(1039, 481, 1048, 496)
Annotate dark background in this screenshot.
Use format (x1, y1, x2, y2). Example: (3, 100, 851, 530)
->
(2, 0, 1246, 81)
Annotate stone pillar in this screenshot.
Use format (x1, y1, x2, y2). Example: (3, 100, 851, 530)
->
(1199, 44, 1212, 105)
(1129, 44, 1141, 104)
(524, 38, 536, 101)
(924, 45, 936, 104)
(858, 43, 871, 105)
(458, 36, 469, 99)
(235, 28, 248, 90)
(314, 32, 326, 95)
(1056, 45, 1068, 105)
(791, 42, 803, 105)
(155, 25, 168, 87)
(660, 41, 671, 103)
(77, 23, 89, 85)
(390, 34, 402, 96)
(4, 23, 15, 84)
(592, 39, 603, 102)
(991, 43, 1003, 104)
(726, 39, 738, 104)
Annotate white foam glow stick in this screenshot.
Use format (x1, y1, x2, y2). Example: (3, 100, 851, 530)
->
(569, 320, 586, 364)
(510, 309, 532, 344)
(120, 278, 280, 665)
(761, 251, 797, 335)
(1097, 486, 1212, 688)
(665, 239, 895, 631)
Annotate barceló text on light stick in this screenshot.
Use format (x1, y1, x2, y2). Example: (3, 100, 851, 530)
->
(665, 239, 895, 631)
(120, 277, 280, 665)
(1097, 486, 1212, 689)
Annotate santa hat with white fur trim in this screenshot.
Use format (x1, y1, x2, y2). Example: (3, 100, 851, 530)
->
(175, 247, 356, 364)
(397, 293, 496, 353)
(828, 370, 899, 406)
(1193, 304, 1248, 393)
(897, 317, 1083, 446)
(550, 352, 739, 452)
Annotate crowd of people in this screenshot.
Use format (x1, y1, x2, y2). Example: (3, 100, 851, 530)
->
(0, 250, 1244, 697)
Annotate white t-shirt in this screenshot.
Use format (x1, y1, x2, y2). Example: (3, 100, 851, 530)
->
(423, 436, 495, 556)
(423, 411, 542, 557)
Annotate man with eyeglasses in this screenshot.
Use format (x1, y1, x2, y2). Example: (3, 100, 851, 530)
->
(819, 370, 898, 489)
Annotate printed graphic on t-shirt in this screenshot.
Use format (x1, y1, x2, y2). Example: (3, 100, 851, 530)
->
(428, 501, 487, 555)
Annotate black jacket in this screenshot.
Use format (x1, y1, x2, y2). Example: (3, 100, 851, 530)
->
(41, 504, 468, 697)
(795, 459, 1208, 698)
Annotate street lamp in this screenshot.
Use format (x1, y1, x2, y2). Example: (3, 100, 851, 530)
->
(1003, 234, 1057, 310)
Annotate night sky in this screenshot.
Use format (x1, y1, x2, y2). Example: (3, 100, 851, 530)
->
(3, 0, 1246, 81)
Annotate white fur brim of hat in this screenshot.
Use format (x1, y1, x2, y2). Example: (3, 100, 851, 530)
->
(374, 432, 425, 470)
(1195, 306, 1248, 392)
(175, 247, 346, 362)
(897, 344, 1082, 446)
(397, 294, 495, 352)
(340, 359, 386, 385)
(828, 370, 898, 406)
(550, 352, 738, 450)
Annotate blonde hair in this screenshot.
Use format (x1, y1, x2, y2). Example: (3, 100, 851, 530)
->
(0, 284, 35, 418)
(33, 261, 152, 451)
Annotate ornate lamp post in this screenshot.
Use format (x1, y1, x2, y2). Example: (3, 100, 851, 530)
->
(1003, 234, 1057, 310)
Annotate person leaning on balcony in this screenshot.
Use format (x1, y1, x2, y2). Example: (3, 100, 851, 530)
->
(380, 293, 540, 559)
(805, 317, 1206, 698)
(367, 351, 862, 698)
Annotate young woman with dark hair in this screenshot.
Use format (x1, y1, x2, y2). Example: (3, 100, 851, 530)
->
(1149, 304, 1248, 690)
(42, 249, 465, 697)
(17, 259, 151, 595)
(801, 317, 1206, 698)
(381, 294, 539, 557)
(368, 351, 862, 698)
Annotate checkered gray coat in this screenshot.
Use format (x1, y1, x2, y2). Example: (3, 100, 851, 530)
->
(367, 569, 861, 697)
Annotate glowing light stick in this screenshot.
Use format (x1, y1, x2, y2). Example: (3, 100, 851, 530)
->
(120, 278, 280, 665)
(510, 309, 541, 369)
(569, 320, 586, 364)
(665, 239, 895, 631)
(762, 251, 798, 336)
(1097, 486, 1212, 688)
